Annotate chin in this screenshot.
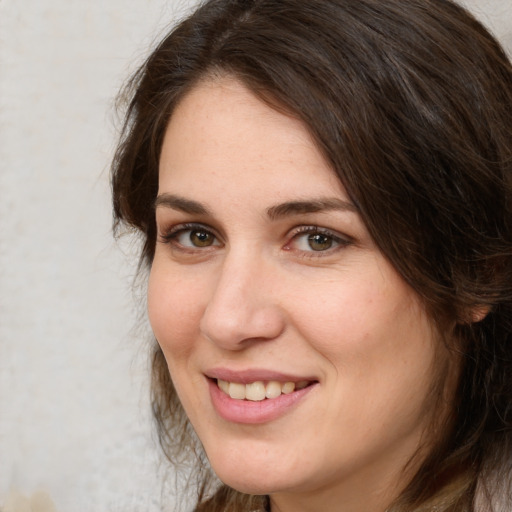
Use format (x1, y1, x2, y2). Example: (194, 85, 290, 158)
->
(208, 452, 306, 497)
(215, 471, 285, 496)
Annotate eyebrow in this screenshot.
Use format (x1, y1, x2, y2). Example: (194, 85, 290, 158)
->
(154, 193, 212, 215)
(154, 193, 358, 219)
(266, 198, 358, 220)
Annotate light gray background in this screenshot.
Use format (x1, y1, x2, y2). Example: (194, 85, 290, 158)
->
(0, 1, 510, 511)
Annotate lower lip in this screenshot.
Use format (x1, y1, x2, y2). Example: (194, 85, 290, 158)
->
(208, 379, 316, 424)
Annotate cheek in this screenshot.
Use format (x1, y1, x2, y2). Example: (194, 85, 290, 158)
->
(290, 267, 436, 388)
(147, 263, 205, 358)
(287, 274, 391, 353)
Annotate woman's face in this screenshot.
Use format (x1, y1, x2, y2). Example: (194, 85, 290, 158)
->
(149, 77, 452, 510)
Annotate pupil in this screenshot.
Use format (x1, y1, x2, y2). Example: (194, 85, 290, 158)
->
(308, 233, 332, 251)
(191, 230, 212, 247)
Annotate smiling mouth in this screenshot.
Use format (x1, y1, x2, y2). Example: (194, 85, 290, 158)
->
(216, 379, 314, 401)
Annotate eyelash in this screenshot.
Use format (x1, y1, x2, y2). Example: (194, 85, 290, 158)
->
(158, 223, 352, 257)
(159, 223, 222, 252)
(284, 226, 352, 256)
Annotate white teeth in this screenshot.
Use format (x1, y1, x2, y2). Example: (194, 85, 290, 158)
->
(245, 381, 266, 401)
(282, 382, 295, 394)
(218, 379, 230, 394)
(228, 382, 246, 400)
(265, 381, 282, 399)
(217, 379, 310, 401)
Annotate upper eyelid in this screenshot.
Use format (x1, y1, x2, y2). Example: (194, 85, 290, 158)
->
(284, 226, 354, 256)
(157, 224, 222, 255)
(287, 225, 353, 242)
(160, 222, 218, 236)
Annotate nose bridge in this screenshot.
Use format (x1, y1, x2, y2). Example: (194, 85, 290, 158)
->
(199, 248, 284, 349)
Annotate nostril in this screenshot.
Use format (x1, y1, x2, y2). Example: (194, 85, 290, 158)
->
(200, 301, 286, 350)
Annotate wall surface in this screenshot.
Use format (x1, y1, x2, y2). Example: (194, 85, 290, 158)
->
(0, 2, 200, 511)
(0, 1, 510, 512)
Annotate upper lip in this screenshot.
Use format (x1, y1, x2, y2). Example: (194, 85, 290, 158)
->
(205, 367, 317, 384)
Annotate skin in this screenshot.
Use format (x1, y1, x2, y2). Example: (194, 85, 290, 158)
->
(148, 77, 455, 512)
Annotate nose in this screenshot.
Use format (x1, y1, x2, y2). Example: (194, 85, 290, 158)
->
(199, 253, 286, 350)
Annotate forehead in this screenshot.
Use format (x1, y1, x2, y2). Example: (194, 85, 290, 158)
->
(159, 77, 345, 201)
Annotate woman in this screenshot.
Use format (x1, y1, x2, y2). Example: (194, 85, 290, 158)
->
(111, 0, 512, 510)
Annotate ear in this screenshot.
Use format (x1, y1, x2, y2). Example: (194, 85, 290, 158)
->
(467, 304, 491, 324)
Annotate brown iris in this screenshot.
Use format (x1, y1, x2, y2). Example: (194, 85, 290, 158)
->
(190, 230, 215, 247)
(308, 233, 333, 251)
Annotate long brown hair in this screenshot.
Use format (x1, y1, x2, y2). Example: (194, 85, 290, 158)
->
(112, 0, 512, 510)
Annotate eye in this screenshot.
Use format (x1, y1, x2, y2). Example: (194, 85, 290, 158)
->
(160, 224, 221, 249)
(286, 226, 351, 253)
(184, 229, 216, 247)
(304, 233, 335, 251)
